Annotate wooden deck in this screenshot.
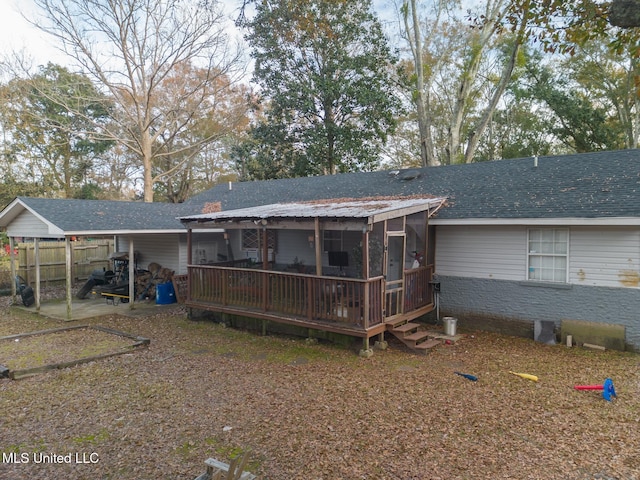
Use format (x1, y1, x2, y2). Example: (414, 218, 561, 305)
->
(184, 265, 435, 339)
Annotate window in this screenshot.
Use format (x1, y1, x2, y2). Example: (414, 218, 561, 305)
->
(323, 230, 342, 252)
(242, 229, 276, 250)
(527, 228, 568, 282)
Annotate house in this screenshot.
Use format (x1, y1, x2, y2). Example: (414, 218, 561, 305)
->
(2, 149, 639, 351)
(181, 149, 640, 352)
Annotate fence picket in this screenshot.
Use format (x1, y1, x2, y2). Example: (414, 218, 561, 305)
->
(4, 239, 114, 287)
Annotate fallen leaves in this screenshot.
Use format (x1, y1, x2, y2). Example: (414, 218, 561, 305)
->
(0, 300, 639, 479)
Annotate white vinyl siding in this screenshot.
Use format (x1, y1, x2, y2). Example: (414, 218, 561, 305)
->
(435, 226, 527, 281)
(527, 228, 568, 283)
(118, 234, 181, 273)
(436, 225, 640, 289)
(569, 227, 640, 288)
(7, 210, 57, 238)
(179, 234, 189, 272)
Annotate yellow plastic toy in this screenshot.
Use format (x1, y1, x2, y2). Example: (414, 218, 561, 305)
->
(509, 371, 539, 382)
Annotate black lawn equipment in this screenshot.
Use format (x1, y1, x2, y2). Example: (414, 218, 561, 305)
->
(15, 275, 35, 307)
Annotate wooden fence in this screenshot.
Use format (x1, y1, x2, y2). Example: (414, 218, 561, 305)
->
(8, 239, 115, 287)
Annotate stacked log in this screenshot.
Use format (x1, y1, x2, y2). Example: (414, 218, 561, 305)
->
(135, 263, 174, 301)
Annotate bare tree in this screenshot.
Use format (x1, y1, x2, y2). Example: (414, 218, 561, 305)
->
(399, 0, 528, 165)
(401, 0, 451, 166)
(30, 0, 247, 201)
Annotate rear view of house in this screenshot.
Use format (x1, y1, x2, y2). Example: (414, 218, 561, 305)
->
(185, 149, 640, 351)
(2, 149, 639, 351)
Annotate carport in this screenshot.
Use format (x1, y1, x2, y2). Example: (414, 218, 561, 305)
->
(0, 197, 196, 319)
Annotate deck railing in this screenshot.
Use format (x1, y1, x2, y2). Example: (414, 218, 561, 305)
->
(403, 265, 434, 312)
(187, 265, 385, 330)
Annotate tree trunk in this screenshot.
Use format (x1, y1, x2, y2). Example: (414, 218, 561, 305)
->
(141, 131, 154, 202)
(464, 12, 527, 163)
(403, 0, 438, 167)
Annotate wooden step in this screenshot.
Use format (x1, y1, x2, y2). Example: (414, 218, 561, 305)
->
(403, 330, 431, 343)
(392, 322, 420, 334)
(385, 317, 410, 329)
(414, 338, 441, 351)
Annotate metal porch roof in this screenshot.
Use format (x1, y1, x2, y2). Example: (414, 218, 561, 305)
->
(179, 197, 447, 227)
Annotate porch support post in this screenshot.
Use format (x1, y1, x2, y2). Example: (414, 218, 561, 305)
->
(65, 236, 73, 320)
(128, 239, 135, 309)
(314, 217, 322, 275)
(9, 236, 17, 302)
(362, 224, 371, 329)
(362, 229, 369, 280)
(359, 337, 373, 358)
(262, 227, 269, 269)
(187, 229, 192, 302)
(34, 238, 41, 312)
(374, 332, 388, 351)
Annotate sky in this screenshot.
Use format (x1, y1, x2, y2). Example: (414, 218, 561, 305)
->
(0, 0, 401, 72)
(0, 0, 69, 66)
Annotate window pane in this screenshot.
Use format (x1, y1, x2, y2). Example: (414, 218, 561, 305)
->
(554, 230, 567, 254)
(529, 229, 540, 253)
(323, 231, 341, 252)
(527, 228, 568, 283)
(541, 241, 555, 254)
(541, 230, 554, 242)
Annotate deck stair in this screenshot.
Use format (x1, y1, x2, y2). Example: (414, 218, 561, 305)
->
(385, 318, 442, 354)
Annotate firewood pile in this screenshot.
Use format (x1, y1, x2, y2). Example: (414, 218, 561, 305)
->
(136, 262, 174, 301)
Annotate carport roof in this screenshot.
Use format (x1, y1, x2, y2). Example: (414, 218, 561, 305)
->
(0, 197, 194, 237)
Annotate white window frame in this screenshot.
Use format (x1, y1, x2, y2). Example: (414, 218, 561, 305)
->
(323, 230, 343, 253)
(527, 228, 569, 283)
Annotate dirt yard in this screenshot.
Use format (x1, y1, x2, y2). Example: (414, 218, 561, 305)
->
(1, 299, 639, 480)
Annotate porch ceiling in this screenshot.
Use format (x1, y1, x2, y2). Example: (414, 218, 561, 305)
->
(179, 197, 447, 229)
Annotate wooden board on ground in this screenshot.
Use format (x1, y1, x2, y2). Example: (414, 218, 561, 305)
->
(0, 325, 150, 379)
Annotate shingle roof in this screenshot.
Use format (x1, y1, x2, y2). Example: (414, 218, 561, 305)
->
(186, 149, 640, 220)
(1, 197, 194, 234)
(3, 149, 639, 237)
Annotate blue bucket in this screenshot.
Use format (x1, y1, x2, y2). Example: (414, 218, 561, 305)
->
(156, 282, 176, 305)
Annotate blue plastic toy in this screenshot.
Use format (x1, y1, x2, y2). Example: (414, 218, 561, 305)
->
(574, 378, 617, 402)
(455, 371, 478, 382)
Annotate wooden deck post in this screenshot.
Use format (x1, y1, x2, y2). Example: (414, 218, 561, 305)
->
(375, 332, 388, 350)
(314, 217, 322, 276)
(34, 238, 40, 312)
(306, 276, 313, 320)
(262, 227, 269, 270)
(261, 270, 268, 311)
(65, 236, 72, 320)
(9, 237, 17, 302)
(359, 336, 374, 358)
(128, 239, 135, 310)
(363, 283, 370, 329)
(187, 229, 192, 302)
(362, 229, 369, 279)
